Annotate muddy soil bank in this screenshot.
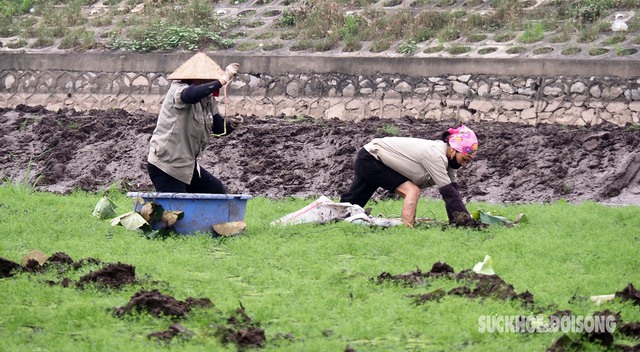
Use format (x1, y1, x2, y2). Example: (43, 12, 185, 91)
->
(1, 105, 639, 205)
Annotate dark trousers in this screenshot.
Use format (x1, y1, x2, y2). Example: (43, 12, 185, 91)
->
(147, 163, 227, 194)
(340, 148, 409, 207)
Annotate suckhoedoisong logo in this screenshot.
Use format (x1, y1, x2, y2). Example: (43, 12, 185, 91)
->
(477, 314, 617, 334)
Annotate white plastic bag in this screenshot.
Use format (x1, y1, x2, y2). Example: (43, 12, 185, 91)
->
(271, 196, 359, 226)
(271, 196, 403, 227)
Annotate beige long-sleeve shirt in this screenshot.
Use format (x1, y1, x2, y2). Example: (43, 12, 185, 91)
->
(364, 137, 456, 188)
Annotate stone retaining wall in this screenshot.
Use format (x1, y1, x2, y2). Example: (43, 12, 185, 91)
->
(1, 52, 639, 125)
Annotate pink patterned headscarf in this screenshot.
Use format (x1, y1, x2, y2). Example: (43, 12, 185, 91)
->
(447, 125, 478, 158)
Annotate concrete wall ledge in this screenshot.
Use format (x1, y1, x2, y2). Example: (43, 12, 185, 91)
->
(2, 52, 640, 77)
(1, 52, 639, 126)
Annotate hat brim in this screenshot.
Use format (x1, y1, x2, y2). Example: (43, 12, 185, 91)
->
(167, 52, 225, 80)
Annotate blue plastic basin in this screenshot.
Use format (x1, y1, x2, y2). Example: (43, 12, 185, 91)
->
(126, 192, 252, 235)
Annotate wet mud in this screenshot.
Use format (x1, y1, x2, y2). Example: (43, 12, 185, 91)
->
(2, 105, 640, 205)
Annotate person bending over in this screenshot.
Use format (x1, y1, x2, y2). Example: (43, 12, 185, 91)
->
(340, 125, 479, 228)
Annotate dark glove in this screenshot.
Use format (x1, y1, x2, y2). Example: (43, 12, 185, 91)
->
(439, 183, 470, 224)
(451, 182, 459, 191)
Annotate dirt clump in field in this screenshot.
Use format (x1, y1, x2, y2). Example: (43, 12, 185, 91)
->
(147, 323, 193, 343)
(546, 310, 640, 351)
(451, 212, 487, 228)
(376, 261, 455, 286)
(451, 270, 535, 304)
(616, 283, 640, 305)
(0, 257, 22, 278)
(113, 288, 213, 318)
(0, 252, 143, 289)
(77, 262, 137, 289)
(2, 105, 640, 207)
(377, 262, 534, 306)
(215, 304, 267, 349)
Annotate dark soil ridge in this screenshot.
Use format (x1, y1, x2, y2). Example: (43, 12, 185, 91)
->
(377, 264, 640, 351)
(0, 253, 267, 349)
(1, 105, 640, 205)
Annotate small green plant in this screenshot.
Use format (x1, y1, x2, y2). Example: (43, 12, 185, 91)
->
(561, 47, 581, 55)
(290, 39, 313, 51)
(577, 26, 599, 43)
(19, 114, 39, 131)
(549, 31, 570, 43)
(588, 47, 609, 56)
(8, 160, 42, 194)
(342, 39, 362, 52)
(603, 33, 626, 45)
(229, 31, 248, 39)
(437, 24, 460, 42)
(447, 43, 471, 55)
(370, 39, 391, 53)
(254, 32, 275, 40)
(280, 31, 298, 40)
(279, 7, 297, 27)
(89, 14, 113, 28)
(338, 14, 361, 44)
(478, 47, 497, 54)
(30, 36, 54, 48)
(238, 10, 257, 18)
(314, 37, 339, 51)
(560, 183, 573, 195)
(615, 46, 637, 56)
(0, 0, 33, 17)
(245, 21, 265, 28)
(6, 39, 27, 49)
(285, 114, 307, 123)
(396, 40, 417, 55)
(108, 23, 233, 52)
(493, 32, 515, 42)
(506, 46, 526, 54)
(518, 21, 544, 43)
(412, 28, 436, 42)
(571, 0, 608, 23)
(263, 9, 281, 17)
(377, 124, 400, 136)
(59, 28, 96, 50)
(532, 47, 553, 55)
(424, 44, 444, 53)
(625, 124, 640, 131)
(436, 0, 456, 7)
(236, 41, 259, 51)
(262, 42, 283, 51)
(466, 33, 487, 42)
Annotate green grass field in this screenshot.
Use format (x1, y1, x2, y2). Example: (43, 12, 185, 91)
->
(0, 185, 639, 351)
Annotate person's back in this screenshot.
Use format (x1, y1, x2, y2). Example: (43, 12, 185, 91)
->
(340, 125, 480, 227)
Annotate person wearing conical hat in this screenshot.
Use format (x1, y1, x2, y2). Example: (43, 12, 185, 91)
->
(340, 125, 481, 228)
(147, 52, 242, 193)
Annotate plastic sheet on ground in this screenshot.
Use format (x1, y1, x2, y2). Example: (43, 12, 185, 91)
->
(271, 196, 404, 227)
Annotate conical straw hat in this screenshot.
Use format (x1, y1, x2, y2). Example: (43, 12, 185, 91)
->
(167, 52, 225, 80)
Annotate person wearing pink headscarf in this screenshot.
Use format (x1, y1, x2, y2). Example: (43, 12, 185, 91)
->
(340, 125, 479, 228)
